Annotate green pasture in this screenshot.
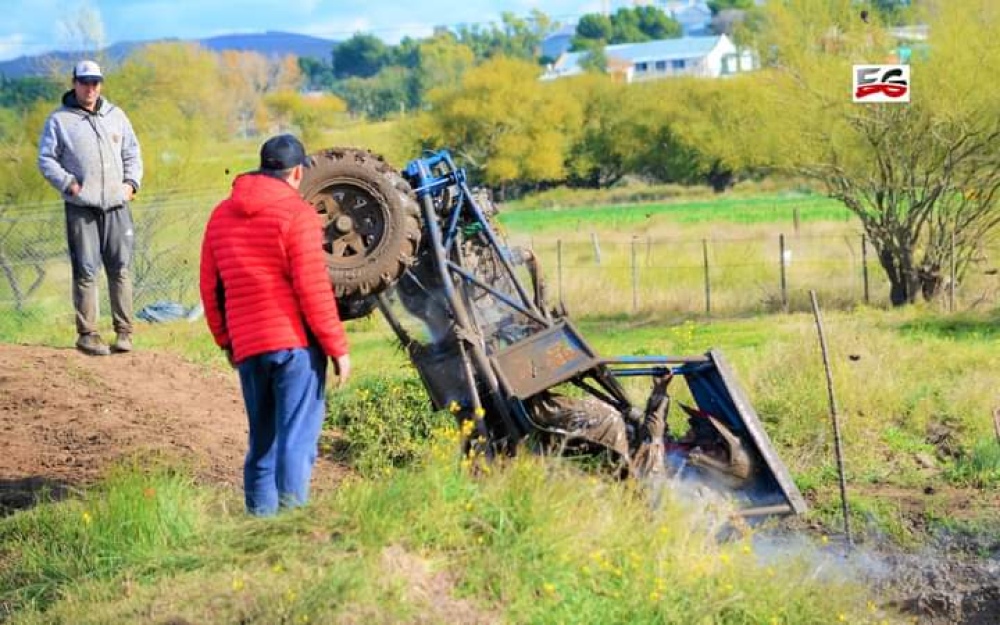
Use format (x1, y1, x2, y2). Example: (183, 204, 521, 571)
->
(498, 193, 852, 232)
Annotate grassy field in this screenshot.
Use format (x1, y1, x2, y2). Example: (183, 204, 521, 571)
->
(3, 190, 1000, 622)
(499, 192, 852, 231)
(4, 303, 999, 622)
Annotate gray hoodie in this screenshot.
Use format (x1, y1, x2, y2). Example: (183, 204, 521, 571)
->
(37, 91, 143, 211)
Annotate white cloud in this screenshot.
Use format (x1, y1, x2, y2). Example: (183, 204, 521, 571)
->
(0, 33, 28, 62)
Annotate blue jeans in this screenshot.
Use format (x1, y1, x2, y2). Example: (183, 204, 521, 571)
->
(237, 345, 327, 516)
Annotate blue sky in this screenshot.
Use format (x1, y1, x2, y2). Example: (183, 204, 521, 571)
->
(0, 0, 606, 61)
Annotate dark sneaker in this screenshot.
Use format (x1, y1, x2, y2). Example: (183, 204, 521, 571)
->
(76, 333, 111, 356)
(111, 333, 133, 353)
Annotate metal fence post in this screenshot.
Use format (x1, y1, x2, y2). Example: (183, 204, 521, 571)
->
(591, 232, 602, 265)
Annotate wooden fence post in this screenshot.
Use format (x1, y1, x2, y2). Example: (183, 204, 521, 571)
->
(779, 233, 788, 312)
(950, 230, 956, 313)
(557, 238, 563, 305)
(631, 236, 639, 315)
(862, 234, 870, 305)
(703, 238, 711, 317)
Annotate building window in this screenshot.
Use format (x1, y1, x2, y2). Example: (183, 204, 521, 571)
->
(671, 59, 686, 70)
(635, 62, 649, 72)
(655, 60, 667, 72)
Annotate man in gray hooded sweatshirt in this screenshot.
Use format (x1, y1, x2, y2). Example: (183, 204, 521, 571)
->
(38, 60, 144, 356)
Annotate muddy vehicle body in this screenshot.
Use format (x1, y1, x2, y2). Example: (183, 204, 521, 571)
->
(301, 148, 806, 517)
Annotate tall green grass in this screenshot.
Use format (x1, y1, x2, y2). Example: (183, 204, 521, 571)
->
(3, 434, 889, 624)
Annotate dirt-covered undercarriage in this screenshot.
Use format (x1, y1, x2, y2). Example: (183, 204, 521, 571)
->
(300, 147, 806, 517)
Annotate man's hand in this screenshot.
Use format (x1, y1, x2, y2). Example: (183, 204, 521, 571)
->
(122, 183, 135, 202)
(67, 181, 81, 197)
(332, 354, 351, 388)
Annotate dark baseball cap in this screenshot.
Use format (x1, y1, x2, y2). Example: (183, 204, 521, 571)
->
(259, 134, 309, 171)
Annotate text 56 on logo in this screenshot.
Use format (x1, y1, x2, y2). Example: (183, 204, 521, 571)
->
(853, 65, 910, 103)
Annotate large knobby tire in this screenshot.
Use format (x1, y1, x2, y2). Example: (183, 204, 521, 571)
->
(300, 148, 422, 307)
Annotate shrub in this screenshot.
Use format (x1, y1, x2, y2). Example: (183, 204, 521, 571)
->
(326, 374, 451, 476)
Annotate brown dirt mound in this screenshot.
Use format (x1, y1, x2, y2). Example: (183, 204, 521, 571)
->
(0, 343, 347, 513)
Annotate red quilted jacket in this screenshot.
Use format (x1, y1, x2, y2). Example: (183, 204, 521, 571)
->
(199, 172, 348, 364)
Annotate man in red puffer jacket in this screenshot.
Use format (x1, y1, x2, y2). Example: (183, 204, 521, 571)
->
(199, 133, 351, 516)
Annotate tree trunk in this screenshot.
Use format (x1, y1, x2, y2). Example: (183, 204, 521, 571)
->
(878, 245, 915, 307)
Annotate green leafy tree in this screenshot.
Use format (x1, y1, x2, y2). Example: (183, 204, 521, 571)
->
(576, 39, 608, 73)
(561, 74, 648, 187)
(871, 0, 913, 26)
(633, 6, 684, 40)
(263, 90, 346, 146)
(332, 33, 390, 79)
(453, 11, 552, 61)
(646, 77, 758, 189)
(573, 7, 681, 50)
(575, 14, 614, 43)
(334, 67, 414, 120)
(391, 36, 423, 69)
(298, 56, 335, 90)
(736, 0, 1000, 305)
(609, 8, 649, 44)
(413, 34, 476, 106)
(707, 0, 755, 14)
(414, 56, 583, 190)
(0, 77, 62, 111)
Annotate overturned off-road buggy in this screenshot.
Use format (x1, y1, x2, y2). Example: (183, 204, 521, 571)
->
(300, 147, 806, 518)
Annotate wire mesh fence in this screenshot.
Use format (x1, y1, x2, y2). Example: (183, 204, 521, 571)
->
(0, 189, 220, 330)
(3, 194, 999, 334)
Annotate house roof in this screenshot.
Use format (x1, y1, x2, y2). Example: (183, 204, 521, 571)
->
(551, 35, 728, 77)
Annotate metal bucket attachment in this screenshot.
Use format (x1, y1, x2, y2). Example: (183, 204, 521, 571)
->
(605, 350, 807, 516)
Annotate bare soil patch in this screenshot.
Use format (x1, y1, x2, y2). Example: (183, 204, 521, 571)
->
(0, 343, 347, 513)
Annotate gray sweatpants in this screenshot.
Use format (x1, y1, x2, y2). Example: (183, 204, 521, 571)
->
(64, 202, 135, 336)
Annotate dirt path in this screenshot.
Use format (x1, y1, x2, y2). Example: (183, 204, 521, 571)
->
(0, 343, 347, 513)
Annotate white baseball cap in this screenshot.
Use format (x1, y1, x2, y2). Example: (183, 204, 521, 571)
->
(73, 60, 103, 82)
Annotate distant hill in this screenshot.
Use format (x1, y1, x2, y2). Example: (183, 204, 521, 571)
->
(0, 31, 339, 80)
